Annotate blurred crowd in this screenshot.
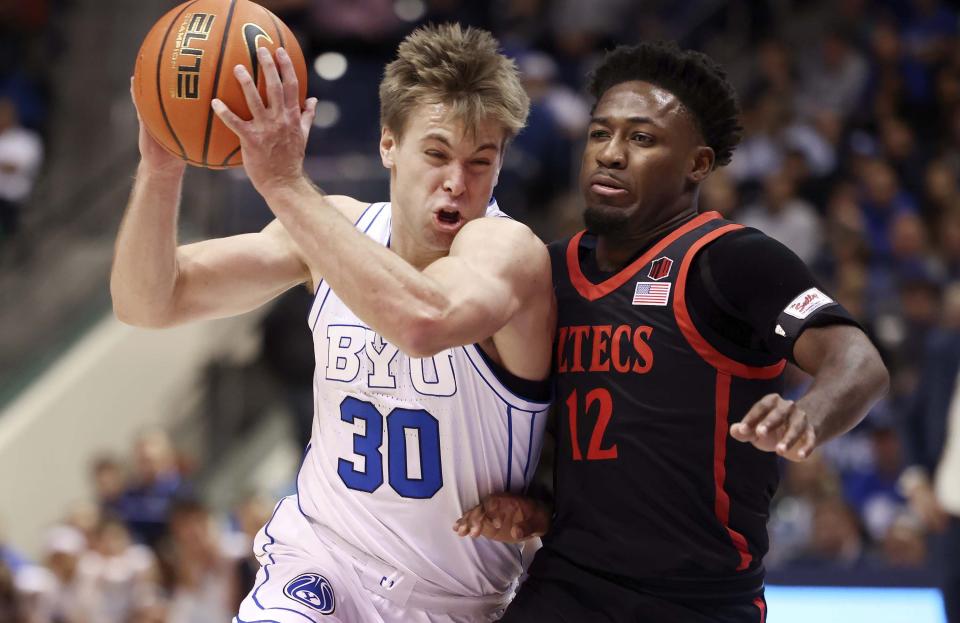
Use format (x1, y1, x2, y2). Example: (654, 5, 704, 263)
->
(0, 0, 56, 241)
(0, 429, 273, 623)
(3, 0, 960, 619)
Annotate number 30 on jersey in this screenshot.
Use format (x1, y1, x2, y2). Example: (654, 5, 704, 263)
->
(337, 397, 443, 499)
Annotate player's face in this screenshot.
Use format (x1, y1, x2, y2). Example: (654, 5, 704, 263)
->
(380, 103, 505, 252)
(579, 80, 711, 235)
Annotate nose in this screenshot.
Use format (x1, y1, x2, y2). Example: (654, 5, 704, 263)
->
(596, 136, 626, 170)
(442, 163, 466, 197)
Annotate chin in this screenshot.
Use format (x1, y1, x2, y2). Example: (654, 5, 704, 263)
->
(583, 204, 630, 235)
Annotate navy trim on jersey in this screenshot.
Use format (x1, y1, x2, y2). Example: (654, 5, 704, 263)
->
(308, 203, 386, 332)
(523, 411, 538, 485)
(471, 344, 552, 403)
(241, 441, 320, 623)
(461, 345, 551, 412)
(506, 407, 514, 491)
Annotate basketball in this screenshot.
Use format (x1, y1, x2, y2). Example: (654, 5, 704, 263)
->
(132, 0, 308, 169)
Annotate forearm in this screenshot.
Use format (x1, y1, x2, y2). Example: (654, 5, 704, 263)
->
(264, 177, 449, 351)
(110, 164, 184, 326)
(796, 336, 889, 444)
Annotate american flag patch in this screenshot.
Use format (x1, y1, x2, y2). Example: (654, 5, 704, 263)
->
(632, 281, 672, 306)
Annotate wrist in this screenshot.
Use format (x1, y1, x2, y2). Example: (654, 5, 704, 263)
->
(138, 159, 186, 182)
(258, 173, 316, 206)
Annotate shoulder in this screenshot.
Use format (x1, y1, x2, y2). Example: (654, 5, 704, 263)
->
(699, 226, 804, 273)
(323, 195, 374, 224)
(454, 215, 547, 257)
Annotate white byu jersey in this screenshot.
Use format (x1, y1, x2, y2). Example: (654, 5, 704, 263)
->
(298, 200, 551, 600)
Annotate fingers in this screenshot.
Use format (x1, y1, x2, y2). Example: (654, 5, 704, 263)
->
(731, 394, 780, 440)
(453, 505, 485, 537)
(276, 47, 301, 112)
(300, 98, 318, 140)
(776, 408, 809, 455)
(258, 46, 283, 110)
(211, 99, 248, 136)
(233, 64, 266, 117)
(482, 495, 503, 530)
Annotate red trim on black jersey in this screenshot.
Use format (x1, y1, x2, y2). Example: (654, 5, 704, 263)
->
(714, 372, 753, 571)
(566, 212, 722, 301)
(673, 224, 786, 380)
(753, 596, 767, 623)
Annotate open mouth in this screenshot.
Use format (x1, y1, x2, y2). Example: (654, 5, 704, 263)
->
(436, 208, 462, 226)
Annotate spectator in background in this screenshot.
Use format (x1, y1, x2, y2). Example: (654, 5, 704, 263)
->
(900, 282, 960, 621)
(116, 430, 189, 549)
(796, 28, 869, 122)
(91, 455, 126, 521)
(841, 426, 909, 545)
(0, 557, 25, 623)
(857, 158, 919, 265)
(0, 97, 41, 238)
(738, 169, 823, 264)
(940, 209, 960, 281)
(77, 517, 162, 623)
(161, 499, 243, 623)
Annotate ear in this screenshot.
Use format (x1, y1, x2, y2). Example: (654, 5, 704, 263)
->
(380, 127, 397, 169)
(688, 146, 715, 184)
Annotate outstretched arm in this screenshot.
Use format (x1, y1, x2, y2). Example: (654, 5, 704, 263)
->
(730, 324, 889, 460)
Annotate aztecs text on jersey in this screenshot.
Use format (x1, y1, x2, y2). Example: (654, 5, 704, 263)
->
(544, 212, 785, 600)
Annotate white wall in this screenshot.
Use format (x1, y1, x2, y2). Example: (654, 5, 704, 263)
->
(0, 311, 264, 558)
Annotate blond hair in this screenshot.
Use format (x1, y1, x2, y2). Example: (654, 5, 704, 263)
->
(379, 23, 529, 142)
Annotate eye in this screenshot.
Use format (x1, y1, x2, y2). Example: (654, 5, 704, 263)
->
(589, 129, 609, 139)
(425, 150, 446, 159)
(632, 133, 654, 145)
(471, 159, 492, 167)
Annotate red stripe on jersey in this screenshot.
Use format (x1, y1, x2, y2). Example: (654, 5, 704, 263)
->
(566, 212, 722, 301)
(673, 223, 786, 380)
(753, 596, 767, 623)
(714, 372, 753, 571)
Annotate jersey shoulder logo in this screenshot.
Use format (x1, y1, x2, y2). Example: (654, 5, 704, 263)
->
(784, 287, 834, 319)
(632, 281, 672, 306)
(283, 573, 336, 614)
(647, 256, 674, 281)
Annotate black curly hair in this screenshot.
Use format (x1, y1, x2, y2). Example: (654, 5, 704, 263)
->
(587, 41, 743, 167)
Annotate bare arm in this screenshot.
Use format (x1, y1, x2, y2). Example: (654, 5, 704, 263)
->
(260, 177, 550, 357)
(731, 324, 890, 460)
(110, 161, 312, 328)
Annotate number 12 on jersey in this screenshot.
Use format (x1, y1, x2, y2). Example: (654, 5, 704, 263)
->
(337, 397, 443, 499)
(566, 388, 618, 460)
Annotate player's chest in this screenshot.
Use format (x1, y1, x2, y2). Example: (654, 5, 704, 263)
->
(314, 308, 459, 399)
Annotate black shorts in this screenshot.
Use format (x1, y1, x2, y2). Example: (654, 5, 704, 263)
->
(502, 549, 767, 623)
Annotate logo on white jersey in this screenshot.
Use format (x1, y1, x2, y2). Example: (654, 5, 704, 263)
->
(325, 325, 456, 396)
(284, 573, 335, 614)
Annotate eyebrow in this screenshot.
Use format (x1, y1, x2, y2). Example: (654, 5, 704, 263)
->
(422, 132, 500, 154)
(590, 115, 660, 127)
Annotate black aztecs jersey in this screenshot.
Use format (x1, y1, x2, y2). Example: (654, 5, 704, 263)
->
(543, 212, 787, 600)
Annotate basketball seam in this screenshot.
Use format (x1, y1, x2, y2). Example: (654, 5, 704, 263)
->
(154, 0, 199, 160)
(201, 0, 239, 167)
(220, 10, 287, 167)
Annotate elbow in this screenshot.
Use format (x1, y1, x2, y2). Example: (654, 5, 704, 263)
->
(112, 301, 172, 329)
(395, 310, 449, 359)
(110, 289, 175, 329)
(869, 356, 891, 401)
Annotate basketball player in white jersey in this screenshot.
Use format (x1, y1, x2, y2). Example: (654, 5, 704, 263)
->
(112, 24, 553, 623)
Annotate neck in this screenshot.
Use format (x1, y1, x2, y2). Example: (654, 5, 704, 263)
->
(388, 207, 445, 270)
(595, 206, 698, 272)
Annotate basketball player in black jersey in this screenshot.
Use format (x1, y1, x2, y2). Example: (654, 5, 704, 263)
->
(454, 42, 889, 622)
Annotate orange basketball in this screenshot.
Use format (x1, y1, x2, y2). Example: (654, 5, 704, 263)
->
(132, 0, 308, 169)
